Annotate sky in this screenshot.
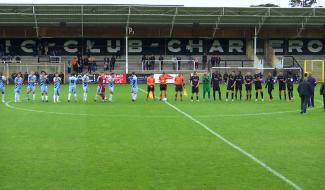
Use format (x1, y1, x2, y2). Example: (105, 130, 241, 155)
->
(2, 0, 325, 7)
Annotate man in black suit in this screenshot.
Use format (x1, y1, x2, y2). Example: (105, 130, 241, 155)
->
(298, 74, 313, 114)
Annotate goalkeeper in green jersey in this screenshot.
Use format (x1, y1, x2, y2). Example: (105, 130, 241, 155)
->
(202, 72, 211, 100)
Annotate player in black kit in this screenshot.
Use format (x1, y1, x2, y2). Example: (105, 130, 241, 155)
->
(226, 71, 235, 102)
(265, 72, 275, 101)
(286, 72, 294, 101)
(254, 70, 264, 101)
(189, 71, 200, 102)
(244, 72, 253, 100)
(211, 71, 222, 101)
(234, 71, 244, 100)
(277, 72, 287, 100)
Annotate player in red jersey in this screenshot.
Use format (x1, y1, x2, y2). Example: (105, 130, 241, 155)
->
(95, 72, 107, 101)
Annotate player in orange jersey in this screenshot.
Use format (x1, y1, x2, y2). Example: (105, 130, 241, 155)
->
(159, 72, 168, 101)
(174, 73, 185, 101)
(146, 73, 156, 100)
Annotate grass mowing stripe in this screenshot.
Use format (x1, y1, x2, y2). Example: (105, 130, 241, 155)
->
(164, 101, 303, 190)
(138, 88, 303, 190)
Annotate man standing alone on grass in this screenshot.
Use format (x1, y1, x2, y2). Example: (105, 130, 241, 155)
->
(307, 73, 316, 108)
(202, 72, 211, 101)
(320, 81, 325, 111)
(298, 74, 312, 114)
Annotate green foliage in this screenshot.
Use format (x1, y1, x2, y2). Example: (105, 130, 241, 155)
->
(289, 0, 317, 7)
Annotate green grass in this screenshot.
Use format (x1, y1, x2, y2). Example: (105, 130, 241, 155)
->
(0, 84, 325, 190)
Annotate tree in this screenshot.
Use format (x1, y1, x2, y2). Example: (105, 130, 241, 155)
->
(289, 0, 317, 7)
(250, 3, 279, 7)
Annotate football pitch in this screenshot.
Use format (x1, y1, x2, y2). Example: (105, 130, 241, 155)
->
(0, 84, 324, 190)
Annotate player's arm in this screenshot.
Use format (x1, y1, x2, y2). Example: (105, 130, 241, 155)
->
(196, 79, 200, 88)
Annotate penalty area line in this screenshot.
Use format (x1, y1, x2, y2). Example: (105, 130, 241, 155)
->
(164, 100, 304, 190)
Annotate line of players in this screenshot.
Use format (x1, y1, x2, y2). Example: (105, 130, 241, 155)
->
(0, 71, 116, 103)
(0, 70, 294, 103)
(145, 70, 294, 102)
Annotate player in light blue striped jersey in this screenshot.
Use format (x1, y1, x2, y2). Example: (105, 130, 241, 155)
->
(129, 72, 138, 102)
(81, 73, 90, 102)
(53, 73, 61, 103)
(26, 71, 37, 101)
(14, 73, 23, 103)
(107, 73, 115, 102)
(0, 72, 7, 103)
(39, 71, 49, 102)
(68, 73, 78, 102)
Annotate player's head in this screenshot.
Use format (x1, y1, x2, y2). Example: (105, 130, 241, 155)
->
(111, 72, 114, 76)
(132, 72, 135, 76)
(231, 71, 235, 75)
(55, 72, 59, 77)
(268, 72, 272, 77)
(162, 72, 165, 75)
(0, 72, 2, 76)
(17, 72, 22, 77)
(193, 71, 197, 76)
(247, 72, 251, 75)
(214, 70, 218, 74)
(178, 73, 182, 76)
(279, 71, 283, 75)
(304, 73, 308, 78)
(237, 71, 241, 75)
(308, 73, 312, 77)
(30, 71, 34, 75)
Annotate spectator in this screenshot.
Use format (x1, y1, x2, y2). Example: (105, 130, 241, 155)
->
(110, 56, 116, 71)
(150, 55, 155, 70)
(104, 57, 109, 71)
(172, 55, 177, 70)
(216, 56, 221, 67)
(194, 56, 199, 70)
(116, 50, 121, 59)
(202, 53, 207, 69)
(307, 73, 316, 108)
(298, 74, 313, 114)
(141, 55, 147, 70)
(71, 57, 78, 73)
(211, 56, 216, 67)
(67, 61, 71, 74)
(176, 56, 182, 71)
(159, 55, 164, 71)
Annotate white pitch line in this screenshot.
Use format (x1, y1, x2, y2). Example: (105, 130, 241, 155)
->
(164, 100, 303, 190)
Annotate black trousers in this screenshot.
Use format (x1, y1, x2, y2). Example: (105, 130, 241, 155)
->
(300, 95, 309, 113)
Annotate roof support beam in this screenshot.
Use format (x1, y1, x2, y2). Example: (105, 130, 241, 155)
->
(81, 5, 84, 38)
(125, 7, 131, 36)
(169, 7, 178, 37)
(297, 17, 310, 37)
(32, 6, 39, 38)
(211, 8, 224, 38)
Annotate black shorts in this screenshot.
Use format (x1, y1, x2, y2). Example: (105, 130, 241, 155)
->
(235, 84, 242, 90)
(255, 83, 262, 90)
(192, 86, 199, 93)
(147, 85, 154, 92)
(175, 85, 183, 92)
(287, 85, 293, 91)
(213, 85, 220, 91)
(245, 84, 252, 91)
(227, 85, 234, 91)
(279, 84, 286, 91)
(160, 84, 167, 91)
